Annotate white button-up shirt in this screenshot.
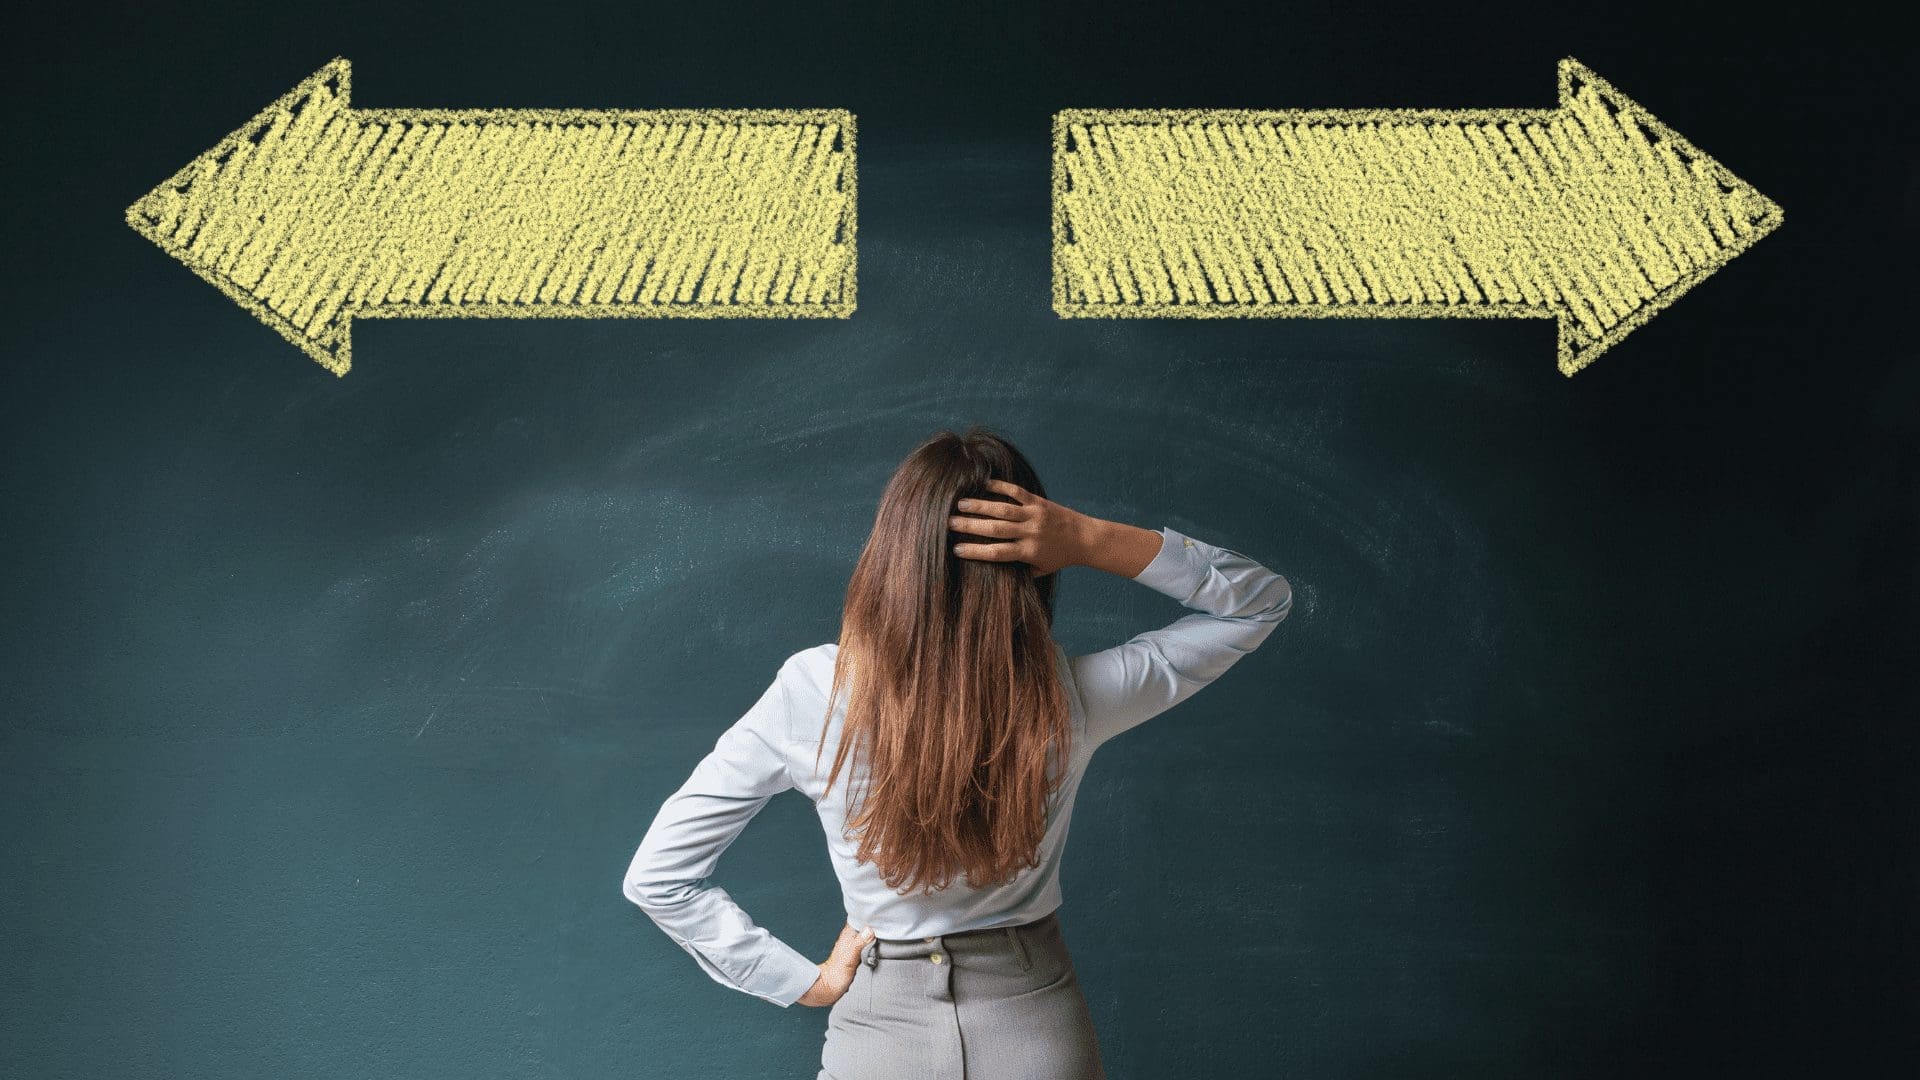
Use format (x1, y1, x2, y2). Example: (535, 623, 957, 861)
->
(621, 525, 1293, 1006)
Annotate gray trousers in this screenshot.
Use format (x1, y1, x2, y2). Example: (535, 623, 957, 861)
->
(817, 910, 1107, 1080)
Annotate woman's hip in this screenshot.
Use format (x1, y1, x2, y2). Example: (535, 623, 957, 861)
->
(819, 910, 1105, 1080)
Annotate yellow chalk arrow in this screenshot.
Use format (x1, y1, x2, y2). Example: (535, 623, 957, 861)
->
(1052, 58, 1782, 376)
(127, 58, 856, 376)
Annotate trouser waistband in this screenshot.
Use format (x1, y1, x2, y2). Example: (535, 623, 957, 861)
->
(860, 910, 1056, 970)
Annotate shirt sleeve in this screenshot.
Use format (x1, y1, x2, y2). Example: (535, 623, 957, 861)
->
(620, 659, 823, 1008)
(1070, 526, 1294, 750)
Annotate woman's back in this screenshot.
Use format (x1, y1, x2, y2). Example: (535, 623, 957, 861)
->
(623, 525, 1292, 1005)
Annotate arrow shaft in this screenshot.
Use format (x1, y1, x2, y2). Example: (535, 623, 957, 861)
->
(333, 118, 842, 314)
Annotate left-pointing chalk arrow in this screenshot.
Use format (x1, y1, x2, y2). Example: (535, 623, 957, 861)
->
(126, 58, 857, 376)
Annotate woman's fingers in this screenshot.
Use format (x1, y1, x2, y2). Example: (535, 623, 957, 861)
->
(952, 539, 1029, 562)
(954, 495, 1024, 521)
(950, 513, 1017, 537)
(821, 925, 876, 993)
(983, 478, 1031, 502)
(952, 481, 1066, 568)
(833, 924, 875, 964)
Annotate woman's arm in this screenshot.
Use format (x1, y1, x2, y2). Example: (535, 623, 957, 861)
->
(948, 482, 1293, 751)
(620, 660, 824, 1008)
(1068, 516, 1165, 579)
(1068, 524, 1294, 750)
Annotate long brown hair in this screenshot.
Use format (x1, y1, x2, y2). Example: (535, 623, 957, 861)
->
(814, 426, 1072, 895)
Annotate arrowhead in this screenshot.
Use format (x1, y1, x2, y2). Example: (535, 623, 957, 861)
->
(1550, 58, 1784, 376)
(126, 58, 359, 375)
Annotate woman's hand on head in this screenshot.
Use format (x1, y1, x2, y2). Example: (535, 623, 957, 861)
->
(797, 922, 876, 1007)
(949, 479, 1091, 576)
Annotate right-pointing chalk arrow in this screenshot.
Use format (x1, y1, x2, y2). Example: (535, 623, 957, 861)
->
(1052, 58, 1783, 376)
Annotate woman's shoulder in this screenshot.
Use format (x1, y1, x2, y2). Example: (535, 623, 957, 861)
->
(777, 642, 840, 702)
(785, 641, 838, 673)
(773, 643, 842, 747)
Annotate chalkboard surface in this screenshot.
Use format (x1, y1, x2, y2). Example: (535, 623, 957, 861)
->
(4, 2, 1913, 1078)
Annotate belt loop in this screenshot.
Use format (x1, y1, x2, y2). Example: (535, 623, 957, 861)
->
(1006, 925, 1031, 971)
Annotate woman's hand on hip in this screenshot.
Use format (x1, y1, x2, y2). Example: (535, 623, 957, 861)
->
(949, 478, 1096, 576)
(797, 922, 876, 1007)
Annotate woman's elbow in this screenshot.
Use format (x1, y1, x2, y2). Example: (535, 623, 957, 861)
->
(1263, 575, 1294, 623)
(622, 871, 698, 915)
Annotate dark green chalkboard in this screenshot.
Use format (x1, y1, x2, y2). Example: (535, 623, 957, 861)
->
(4, 2, 1913, 1078)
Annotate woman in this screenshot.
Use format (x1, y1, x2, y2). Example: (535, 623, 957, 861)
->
(622, 427, 1294, 1079)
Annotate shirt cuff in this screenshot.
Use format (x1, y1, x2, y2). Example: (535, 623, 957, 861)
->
(1130, 526, 1207, 602)
(753, 941, 824, 1008)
